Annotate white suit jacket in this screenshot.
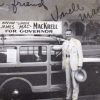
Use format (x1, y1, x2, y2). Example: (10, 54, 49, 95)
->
(62, 38, 83, 70)
(53, 38, 83, 70)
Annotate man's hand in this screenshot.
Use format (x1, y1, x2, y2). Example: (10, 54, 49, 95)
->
(52, 45, 62, 51)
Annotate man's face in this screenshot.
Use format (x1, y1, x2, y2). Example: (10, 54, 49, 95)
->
(65, 31, 72, 40)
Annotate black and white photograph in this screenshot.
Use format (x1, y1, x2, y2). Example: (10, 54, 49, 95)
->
(0, 0, 100, 100)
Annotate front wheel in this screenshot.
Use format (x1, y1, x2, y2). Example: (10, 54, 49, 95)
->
(0, 79, 33, 100)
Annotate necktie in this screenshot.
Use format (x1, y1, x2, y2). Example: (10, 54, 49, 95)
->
(66, 41, 70, 56)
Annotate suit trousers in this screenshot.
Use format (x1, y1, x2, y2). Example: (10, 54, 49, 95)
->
(65, 58, 79, 100)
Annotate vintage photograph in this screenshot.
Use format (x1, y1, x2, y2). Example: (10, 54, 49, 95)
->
(0, 0, 100, 100)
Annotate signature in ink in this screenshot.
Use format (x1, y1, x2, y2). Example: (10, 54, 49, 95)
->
(79, 6, 100, 21)
(0, 0, 100, 22)
(11, 0, 48, 13)
(51, 3, 84, 21)
(0, 2, 4, 6)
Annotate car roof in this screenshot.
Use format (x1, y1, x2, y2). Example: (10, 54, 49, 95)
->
(0, 36, 61, 45)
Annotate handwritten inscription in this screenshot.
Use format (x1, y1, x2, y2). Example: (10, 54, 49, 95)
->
(0, 0, 100, 21)
(11, 0, 48, 13)
(79, 6, 100, 21)
(51, 3, 84, 21)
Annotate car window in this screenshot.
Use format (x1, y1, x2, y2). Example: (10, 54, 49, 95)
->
(0, 46, 17, 63)
(20, 46, 47, 63)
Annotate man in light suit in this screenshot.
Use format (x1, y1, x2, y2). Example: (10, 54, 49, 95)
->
(52, 29, 83, 100)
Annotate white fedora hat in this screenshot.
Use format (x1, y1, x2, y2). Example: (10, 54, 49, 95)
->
(74, 69, 87, 83)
